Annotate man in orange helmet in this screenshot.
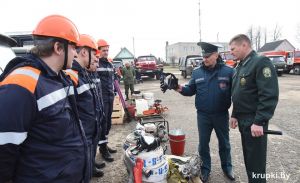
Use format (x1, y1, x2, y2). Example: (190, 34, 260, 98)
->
(96, 39, 117, 162)
(65, 34, 105, 179)
(0, 15, 88, 182)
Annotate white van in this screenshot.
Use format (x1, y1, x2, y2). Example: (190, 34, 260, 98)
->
(0, 34, 17, 74)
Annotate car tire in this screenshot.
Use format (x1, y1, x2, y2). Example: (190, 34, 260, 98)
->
(294, 65, 300, 75)
(183, 71, 187, 79)
(155, 73, 160, 80)
(284, 69, 291, 74)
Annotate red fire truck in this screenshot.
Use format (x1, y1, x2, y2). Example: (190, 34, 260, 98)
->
(220, 51, 237, 68)
(293, 51, 300, 75)
(261, 51, 294, 74)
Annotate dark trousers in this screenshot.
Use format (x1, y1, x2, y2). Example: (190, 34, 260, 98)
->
(86, 142, 94, 181)
(136, 70, 142, 82)
(98, 98, 114, 146)
(124, 83, 134, 99)
(197, 112, 232, 174)
(237, 116, 268, 183)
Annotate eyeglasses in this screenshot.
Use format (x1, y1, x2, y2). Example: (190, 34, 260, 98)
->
(203, 53, 213, 58)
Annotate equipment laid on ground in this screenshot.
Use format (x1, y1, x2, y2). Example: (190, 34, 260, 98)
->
(124, 136, 169, 183)
(142, 92, 155, 107)
(169, 129, 186, 156)
(166, 155, 203, 183)
(124, 114, 171, 183)
(132, 90, 143, 100)
(135, 99, 149, 116)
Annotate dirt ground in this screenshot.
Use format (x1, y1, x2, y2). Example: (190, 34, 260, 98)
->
(92, 67, 300, 183)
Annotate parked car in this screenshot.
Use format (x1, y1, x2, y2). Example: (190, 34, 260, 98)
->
(266, 55, 287, 76)
(220, 51, 237, 68)
(135, 55, 163, 80)
(0, 34, 17, 74)
(12, 46, 31, 57)
(112, 59, 123, 69)
(178, 55, 203, 78)
(112, 59, 123, 82)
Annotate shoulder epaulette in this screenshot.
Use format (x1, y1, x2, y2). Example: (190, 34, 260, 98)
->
(0, 66, 41, 94)
(64, 69, 79, 86)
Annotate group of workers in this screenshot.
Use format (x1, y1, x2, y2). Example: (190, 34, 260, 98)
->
(0, 14, 280, 183)
(0, 15, 117, 183)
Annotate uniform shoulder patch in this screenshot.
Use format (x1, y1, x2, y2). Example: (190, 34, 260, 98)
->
(64, 69, 79, 86)
(193, 66, 201, 70)
(263, 67, 272, 78)
(0, 66, 41, 93)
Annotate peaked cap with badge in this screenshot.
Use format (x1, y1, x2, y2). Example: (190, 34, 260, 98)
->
(197, 42, 219, 57)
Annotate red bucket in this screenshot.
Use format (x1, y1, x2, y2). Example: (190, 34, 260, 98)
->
(127, 104, 136, 117)
(168, 129, 185, 156)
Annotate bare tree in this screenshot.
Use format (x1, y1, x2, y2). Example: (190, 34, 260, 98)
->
(254, 26, 261, 51)
(247, 25, 254, 47)
(296, 23, 300, 44)
(263, 28, 267, 44)
(272, 24, 282, 41)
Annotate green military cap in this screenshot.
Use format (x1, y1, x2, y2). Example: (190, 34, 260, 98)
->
(197, 42, 219, 58)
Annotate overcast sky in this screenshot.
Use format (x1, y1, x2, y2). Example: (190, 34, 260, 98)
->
(1, 0, 299, 59)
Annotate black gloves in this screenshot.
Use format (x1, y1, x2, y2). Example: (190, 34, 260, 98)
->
(160, 72, 178, 93)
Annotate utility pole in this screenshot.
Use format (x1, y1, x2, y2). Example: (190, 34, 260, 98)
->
(217, 32, 219, 42)
(166, 41, 169, 63)
(198, 0, 202, 42)
(132, 37, 135, 57)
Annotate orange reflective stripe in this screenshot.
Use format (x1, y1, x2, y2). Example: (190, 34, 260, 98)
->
(64, 69, 79, 86)
(0, 66, 41, 94)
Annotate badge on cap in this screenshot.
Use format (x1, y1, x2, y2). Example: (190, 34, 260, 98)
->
(263, 67, 272, 78)
(197, 42, 219, 55)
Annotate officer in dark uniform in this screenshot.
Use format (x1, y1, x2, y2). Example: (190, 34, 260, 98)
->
(229, 34, 279, 183)
(177, 42, 235, 182)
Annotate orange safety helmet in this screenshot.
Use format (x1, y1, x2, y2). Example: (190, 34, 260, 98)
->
(95, 50, 101, 57)
(32, 15, 80, 44)
(97, 39, 109, 48)
(77, 34, 98, 50)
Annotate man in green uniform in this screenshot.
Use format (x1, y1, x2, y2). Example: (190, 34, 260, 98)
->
(122, 62, 136, 100)
(229, 34, 279, 183)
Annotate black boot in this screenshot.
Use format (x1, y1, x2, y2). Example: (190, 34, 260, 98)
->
(223, 170, 235, 181)
(107, 144, 117, 154)
(100, 144, 114, 162)
(93, 167, 104, 177)
(94, 161, 106, 169)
